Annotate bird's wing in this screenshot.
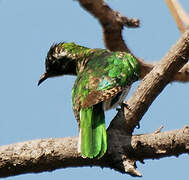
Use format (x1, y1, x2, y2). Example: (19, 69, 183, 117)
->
(72, 52, 139, 110)
(81, 86, 122, 108)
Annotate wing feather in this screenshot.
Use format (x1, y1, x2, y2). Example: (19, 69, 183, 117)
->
(82, 86, 122, 108)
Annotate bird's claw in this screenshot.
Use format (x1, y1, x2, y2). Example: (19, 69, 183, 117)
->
(136, 123, 140, 129)
(116, 101, 130, 111)
(122, 101, 130, 109)
(116, 107, 121, 111)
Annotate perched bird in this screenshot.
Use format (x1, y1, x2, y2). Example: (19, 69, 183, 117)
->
(38, 42, 139, 159)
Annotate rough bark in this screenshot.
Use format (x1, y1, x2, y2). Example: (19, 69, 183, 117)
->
(0, 126, 189, 178)
(123, 29, 189, 133)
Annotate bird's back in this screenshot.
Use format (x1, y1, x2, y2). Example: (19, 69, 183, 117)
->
(72, 50, 139, 121)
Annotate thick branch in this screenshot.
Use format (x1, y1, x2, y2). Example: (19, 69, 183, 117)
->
(123, 30, 189, 133)
(0, 126, 189, 178)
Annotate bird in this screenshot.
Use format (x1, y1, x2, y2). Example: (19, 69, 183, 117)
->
(38, 42, 139, 159)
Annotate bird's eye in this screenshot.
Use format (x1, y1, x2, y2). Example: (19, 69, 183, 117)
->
(52, 60, 60, 70)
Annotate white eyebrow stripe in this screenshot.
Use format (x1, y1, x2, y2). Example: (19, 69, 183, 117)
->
(53, 51, 67, 59)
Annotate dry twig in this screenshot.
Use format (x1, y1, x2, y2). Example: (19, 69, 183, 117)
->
(166, 0, 189, 33)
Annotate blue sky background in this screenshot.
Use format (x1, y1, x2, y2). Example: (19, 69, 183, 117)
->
(0, 0, 189, 179)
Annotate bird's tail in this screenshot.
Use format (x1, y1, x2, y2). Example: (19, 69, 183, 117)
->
(78, 104, 107, 159)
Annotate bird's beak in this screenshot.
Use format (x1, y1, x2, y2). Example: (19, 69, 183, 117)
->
(38, 73, 49, 86)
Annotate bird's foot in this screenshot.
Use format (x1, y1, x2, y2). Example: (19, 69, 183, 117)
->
(136, 123, 140, 129)
(116, 101, 130, 111)
(122, 101, 130, 110)
(116, 106, 121, 111)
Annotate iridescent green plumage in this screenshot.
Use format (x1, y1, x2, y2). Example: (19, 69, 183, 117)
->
(79, 105, 106, 158)
(38, 42, 139, 159)
(72, 49, 139, 158)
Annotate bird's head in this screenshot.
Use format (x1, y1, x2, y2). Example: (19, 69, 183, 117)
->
(38, 43, 76, 86)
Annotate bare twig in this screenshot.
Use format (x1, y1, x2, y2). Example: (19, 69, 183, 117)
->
(166, 0, 186, 33)
(154, 126, 164, 134)
(172, 0, 189, 26)
(78, 0, 139, 53)
(174, 63, 189, 82)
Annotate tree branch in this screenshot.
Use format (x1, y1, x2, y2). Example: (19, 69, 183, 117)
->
(166, 0, 189, 33)
(166, 0, 186, 33)
(78, 0, 189, 82)
(0, 126, 189, 178)
(174, 63, 189, 82)
(78, 0, 139, 53)
(2, 0, 189, 178)
(123, 29, 189, 133)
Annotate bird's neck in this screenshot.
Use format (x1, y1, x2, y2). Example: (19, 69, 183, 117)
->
(60, 43, 94, 75)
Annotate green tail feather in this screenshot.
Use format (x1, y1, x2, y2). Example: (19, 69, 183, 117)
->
(80, 104, 107, 159)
